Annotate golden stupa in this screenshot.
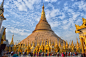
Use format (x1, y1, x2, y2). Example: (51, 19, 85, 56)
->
(20, 4, 63, 45)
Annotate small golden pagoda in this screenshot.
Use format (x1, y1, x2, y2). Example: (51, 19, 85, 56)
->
(75, 38, 80, 53)
(75, 18, 86, 53)
(10, 35, 14, 45)
(20, 4, 63, 46)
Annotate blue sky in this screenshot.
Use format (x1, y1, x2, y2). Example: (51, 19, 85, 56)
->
(0, 0, 86, 44)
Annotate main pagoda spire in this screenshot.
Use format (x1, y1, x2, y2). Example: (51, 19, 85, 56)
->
(41, 4, 46, 20)
(33, 4, 53, 32)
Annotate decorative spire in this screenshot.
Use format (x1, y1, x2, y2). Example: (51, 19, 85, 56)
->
(49, 39, 51, 46)
(0, 0, 4, 13)
(41, 39, 43, 46)
(66, 40, 68, 48)
(41, 3, 46, 20)
(59, 40, 61, 47)
(44, 40, 45, 46)
(37, 40, 40, 46)
(0, 0, 5, 18)
(69, 41, 71, 48)
(29, 41, 31, 47)
(76, 38, 78, 43)
(63, 40, 65, 49)
(32, 41, 35, 47)
(55, 39, 57, 46)
(71, 40, 74, 46)
(1, 0, 4, 7)
(52, 41, 54, 46)
(10, 34, 14, 45)
(47, 39, 49, 45)
(28, 40, 29, 45)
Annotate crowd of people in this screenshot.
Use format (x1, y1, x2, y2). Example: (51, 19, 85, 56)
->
(4, 51, 81, 57)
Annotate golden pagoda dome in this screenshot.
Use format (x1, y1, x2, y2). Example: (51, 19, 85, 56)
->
(33, 4, 53, 32)
(20, 4, 63, 45)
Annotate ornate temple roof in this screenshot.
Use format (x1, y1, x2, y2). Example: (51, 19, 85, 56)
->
(0, 0, 6, 20)
(75, 18, 86, 33)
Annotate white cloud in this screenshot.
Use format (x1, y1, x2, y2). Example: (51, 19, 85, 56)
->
(71, 0, 74, 1)
(64, 6, 68, 10)
(72, 1, 86, 11)
(57, 1, 60, 4)
(62, 23, 70, 30)
(23, 0, 33, 10)
(50, 21, 60, 28)
(24, 0, 41, 10)
(14, 0, 27, 11)
(7, 27, 30, 36)
(51, 0, 57, 2)
(58, 13, 65, 20)
(64, 2, 68, 6)
(36, 17, 40, 21)
(76, 18, 82, 25)
(0, 0, 2, 3)
(4, 14, 9, 17)
(62, 29, 79, 43)
(45, 0, 57, 2)
(78, 1, 86, 11)
(45, 0, 50, 2)
(62, 20, 68, 24)
(13, 0, 41, 11)
(72, 12, 80, 20)
(17, 0, 22, 2)
(46, 8, 61, 20)
(46, 3, 54, 9)
(50, 9, 60, 17)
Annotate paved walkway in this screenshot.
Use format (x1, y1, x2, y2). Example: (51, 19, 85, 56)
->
(6, 54, 81, 57)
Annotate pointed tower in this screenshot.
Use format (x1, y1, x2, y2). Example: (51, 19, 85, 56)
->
(33, 4, 53, 32)
(0, 0, 4, 11)
(10, 35, 14, 45)
(20, 4, 63, 45)
(0, 0, 6, 29)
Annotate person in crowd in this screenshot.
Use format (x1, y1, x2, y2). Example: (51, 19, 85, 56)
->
(13, 52, 18, 57)
(61, 52, 64, 57)
(81, 53, 85, 57)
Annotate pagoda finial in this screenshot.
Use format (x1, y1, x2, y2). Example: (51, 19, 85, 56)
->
(41, 3, 46, 19)
(42, 3, 44, 10)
